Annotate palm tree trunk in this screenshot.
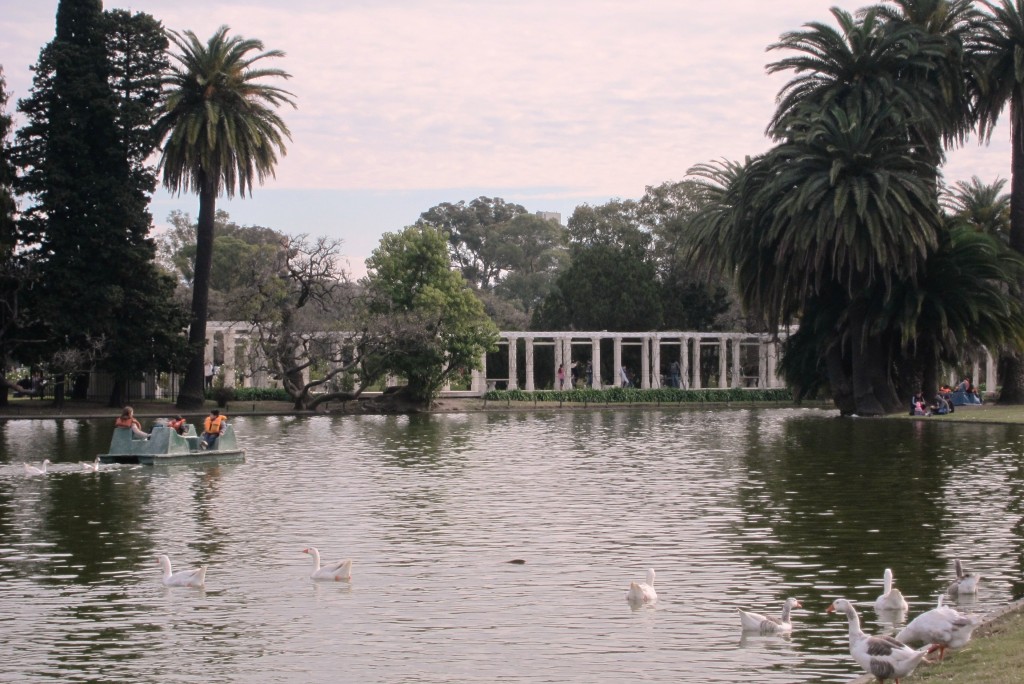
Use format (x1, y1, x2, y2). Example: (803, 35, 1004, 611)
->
(999, 94, 1024, 404)
(176, 176, 216, 409)
(849, 303, 888, 416)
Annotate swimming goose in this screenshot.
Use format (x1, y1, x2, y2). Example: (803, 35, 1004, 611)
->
(23, 459, 51, 475)
(946, 559, 981, 596)
(80, 458, 101, 472)
(738, 597, 802, 634)
(828, 598, 932, 684)
(157, 554, 207, 588)
(302, 547, 352, 581)
(874, 568, 909, 614)
(896, 596, 980, 661)
(626, 568, 657, 605)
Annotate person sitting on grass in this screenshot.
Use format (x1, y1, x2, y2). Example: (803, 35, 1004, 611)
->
(201, 409, 227, 449)
(115, 406, 149, 439)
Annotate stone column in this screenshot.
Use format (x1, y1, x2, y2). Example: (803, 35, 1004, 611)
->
(524, 336, 535, 391)
(563, 337, 574, 388)
(640, 336, 651, 388)
(472, 351, 486, 394)
(766, 340, 779, 388)
(691, 336, 702, 389)
(731, 335, 742, 388)
(613, 336, 623, 387)
(680, 337, 689, 390)
(649, 337, 660, 388)
(985, 349, 996, 396)
(553, 335, 563, 389)
(222, 329, 237, 388)
(716, 337, 727, 388)
(591, 337, 602, 389)
(758, 338, 768, 389)
(507, 336, 519, 390)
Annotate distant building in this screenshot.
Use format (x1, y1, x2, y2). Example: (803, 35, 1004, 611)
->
(535, 211, 562, 225)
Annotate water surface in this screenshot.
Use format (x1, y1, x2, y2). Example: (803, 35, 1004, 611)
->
(1, 408, 1021, 683)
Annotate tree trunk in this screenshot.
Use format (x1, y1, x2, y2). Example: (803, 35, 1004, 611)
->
(176, 177, 216, 409)
(107, 377, 125, 408)
(849, 304, 887, 416)
(1000, 93, 1024, 404)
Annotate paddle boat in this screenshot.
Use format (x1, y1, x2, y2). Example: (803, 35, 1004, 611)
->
(98, 421, 245, 465)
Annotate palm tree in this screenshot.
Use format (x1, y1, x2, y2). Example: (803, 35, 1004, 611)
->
(945, 176, 1010, 240)
(155, 26, 294, 408)
(975, 0, 1024, 402)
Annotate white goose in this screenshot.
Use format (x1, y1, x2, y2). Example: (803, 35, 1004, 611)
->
(80, 458, 101, 472)
(738, 597, 802, 634)
(896, 596, 980, 661)
(302, 547, 352, 581)
(23, 459, 51, 476)
(874, 568, 909, 614)
(828, 598, 933, 684)
(625, 568, 657, 605)
(157, 554, 207, 588)
(946, 558, 981, 596)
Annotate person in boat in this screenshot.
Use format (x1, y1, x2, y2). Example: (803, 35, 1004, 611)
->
(201, 409, 227, 449)
(167, 415, 187, 435)
(115, 406, 149, 439)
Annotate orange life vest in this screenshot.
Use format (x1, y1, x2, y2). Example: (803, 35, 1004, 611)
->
(168, 418, 187, 434)
(115, 416, 140, 430)
(204, 414, 226, 434)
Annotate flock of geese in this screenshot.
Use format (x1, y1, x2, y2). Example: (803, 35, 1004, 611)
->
(734, 563, 983, 684)
(22, 457, 988, 682)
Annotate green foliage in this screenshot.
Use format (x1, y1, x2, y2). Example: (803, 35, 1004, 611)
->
(13, 1, 188, 402)
(533, 243, 662, 331)
(363, 225, 499, 404)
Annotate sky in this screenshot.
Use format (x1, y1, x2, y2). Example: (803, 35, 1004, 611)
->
(0, 0, 1015, 275)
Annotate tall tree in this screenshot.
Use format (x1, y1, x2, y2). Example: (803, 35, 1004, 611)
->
(417, 196, 529, 289)
(945, 176, 1010, 241)
(975, 0, 1024, 402)
(363, 226, 498, 405)
(155, 26, 295, 409)
(0, 66, 35, 405)
(15, 0, 185, 406)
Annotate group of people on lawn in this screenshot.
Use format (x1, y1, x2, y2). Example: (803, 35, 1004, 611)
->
(910, 377, 983, 416)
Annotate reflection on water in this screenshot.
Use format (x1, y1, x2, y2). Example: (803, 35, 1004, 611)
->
(0, 408, 1022, 683)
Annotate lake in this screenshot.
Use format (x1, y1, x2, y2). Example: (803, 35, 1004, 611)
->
(1, 407, 1021, 683)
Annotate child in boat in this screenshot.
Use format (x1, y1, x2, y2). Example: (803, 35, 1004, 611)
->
(115, 406, 149, 439)
(167, 415, 187, 435)
(200, 409, 227, 449)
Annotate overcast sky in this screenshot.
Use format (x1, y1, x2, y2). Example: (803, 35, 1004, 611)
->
(0, 0, 1014, 274)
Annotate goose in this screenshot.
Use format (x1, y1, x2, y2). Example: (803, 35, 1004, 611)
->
(157, 554, 207, 588)
(738, 597, 802, 634)
(828, 598, 933, 684)
(946, 559, 981, 596)
(23, 459, 51, 476)
(874, 568, 909, 614)
(80, 458, 101, 472)
(302, 547, 352, 581)
(896, 596, 980, 661)
(626, 568, 657, 605)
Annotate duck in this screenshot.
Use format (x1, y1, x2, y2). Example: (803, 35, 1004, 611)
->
(626, 568, 657, 605)
(302, 547, 352, 581)
(827, 598, 933, 684)
(946, 558, 981, 596)
(874, 568, 909, 614)
(23, 459, 51, 476)
(738, 597, 802, 634)
(157, 554, 207, 588)
(896, 596, 980, 661)
(80, 458, 101, 472)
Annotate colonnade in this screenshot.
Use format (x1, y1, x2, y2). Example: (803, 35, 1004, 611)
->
(197, 325, 1000, 398)
(467, 331, 786, 394)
